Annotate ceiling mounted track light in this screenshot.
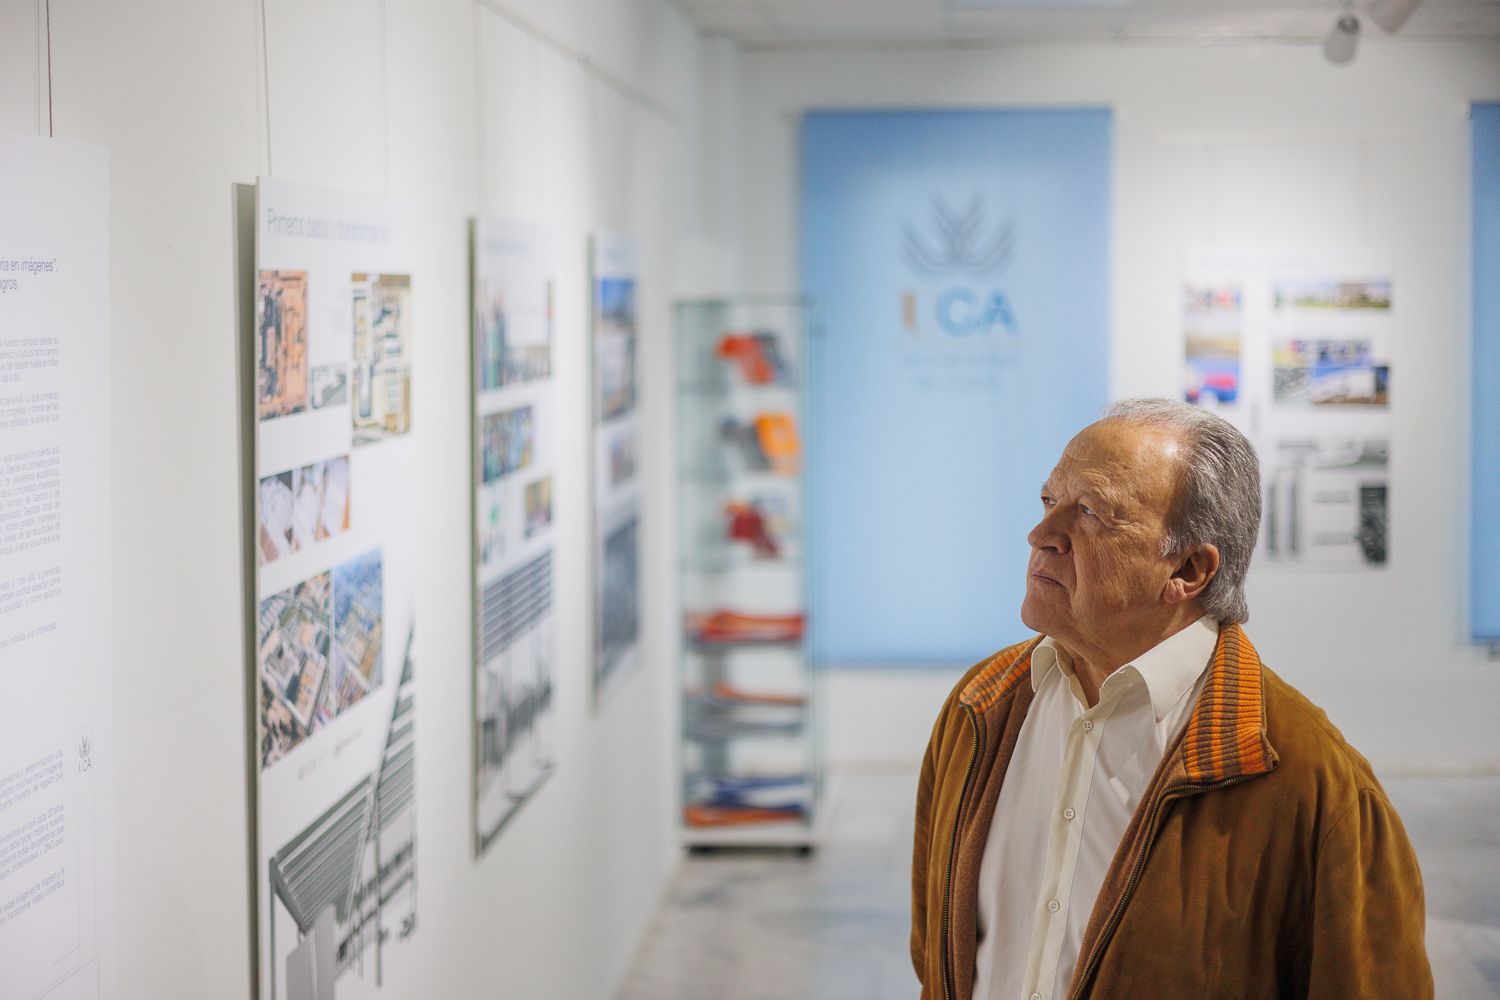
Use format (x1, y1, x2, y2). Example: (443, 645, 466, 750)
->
(1321, 0, 1422, 66)
(1323, 11, 1360, 65)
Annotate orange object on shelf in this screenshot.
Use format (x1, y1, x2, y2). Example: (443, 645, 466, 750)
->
(754, 413, 800, 474)
(684, 804, 804, 828)
(685, 609, 806, 644)
(716, 333, 777, 384)
(710, 682, 805, 707)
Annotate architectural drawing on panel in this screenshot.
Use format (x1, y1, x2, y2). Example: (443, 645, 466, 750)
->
(475, 550, 557, 854)
(1272, 339, 1389, 407)
(258, 270, 310, 420)
(481, 405, 534, 483)
(310, 365, 349, 410)
(259, 571, 333, 768)
(1182, 284, 1240, 408)
(327, 550, 384, 720)
(268, 628, 417, 1000)
(1263, 438, 1389, 566)
(598, 513, 640, 687)
(258, 457, 351, 567)
(351, 273, 412, 446)
(595, 277, 637, 422)
(476, 278, 553, 391)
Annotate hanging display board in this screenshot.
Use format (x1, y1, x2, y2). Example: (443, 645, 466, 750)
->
(253, 178, 418, 1000)
(1472, 102, 1500, 641)
(1182, 248, 1393, 569)
(800, 109, 1112, 665)
(471, 218, 558, 854)
(590, 233, 642, 704)
(0, 132, 112, 1000)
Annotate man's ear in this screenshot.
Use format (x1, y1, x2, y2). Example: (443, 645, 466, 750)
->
(1163, 544, 1220, 605)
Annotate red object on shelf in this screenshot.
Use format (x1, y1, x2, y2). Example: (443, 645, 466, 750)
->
(716, 333, 777, 384)
(685, 610, 806, 644)
(724, 500, 779, 557)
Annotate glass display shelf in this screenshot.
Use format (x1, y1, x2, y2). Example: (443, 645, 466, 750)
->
(677, 378, 804, 394)
(679, 470, 798, 486)
(674, 295, 826, 849)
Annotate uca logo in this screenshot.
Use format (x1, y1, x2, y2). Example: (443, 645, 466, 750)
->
(78, 735, 93, 772)
(900, 194, 1020, 338)
(901, 195, 1016, 279)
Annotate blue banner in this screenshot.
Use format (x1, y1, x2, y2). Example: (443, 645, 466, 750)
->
(801, 109, 1111, 665)
(1473, 103, 1500, 641)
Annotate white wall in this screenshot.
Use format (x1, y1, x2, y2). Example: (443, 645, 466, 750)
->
(730, 40, 1500, 774)
(0, 0, 714, 997)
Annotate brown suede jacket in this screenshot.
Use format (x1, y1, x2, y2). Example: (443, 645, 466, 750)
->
(911, 624, 1433, 1000)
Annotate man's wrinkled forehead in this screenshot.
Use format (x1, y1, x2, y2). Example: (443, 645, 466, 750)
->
(1047, 419, 1185, 511)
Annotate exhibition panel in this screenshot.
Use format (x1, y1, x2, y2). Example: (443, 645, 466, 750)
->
(674, 297, 826, 848)
(800, 109, 1112, 666)
(1474, 102, 1500, 643)
(253, 178, 418, 1000)
(1181, 248, 1394, 569)
(0, 132, 112, 1000)
(470, 217, 559, 856)
(590, 233, 644, 706)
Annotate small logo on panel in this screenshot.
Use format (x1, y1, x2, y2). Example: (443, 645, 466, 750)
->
(78, 735, 93, 773)
(901, 195, 1015, 279)
(899, 194, 1021, 339)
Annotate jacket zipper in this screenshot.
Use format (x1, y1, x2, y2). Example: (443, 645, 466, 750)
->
(1066, 773, 1259, 1000)
(941, 704, 980, 1000)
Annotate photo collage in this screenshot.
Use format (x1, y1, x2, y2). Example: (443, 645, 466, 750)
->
(471, 218, 559, 854)
(258, 550, 384, 768)
(255, 259, 412, 766)
(257, 455, 351, 565)
(1182, 252, 1393, 568)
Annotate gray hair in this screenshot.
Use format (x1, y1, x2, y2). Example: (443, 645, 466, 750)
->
(1102, 398, 1261, 624)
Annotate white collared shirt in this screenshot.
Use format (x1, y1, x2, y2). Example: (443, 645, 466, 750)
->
(972, 615, 1219, 1000)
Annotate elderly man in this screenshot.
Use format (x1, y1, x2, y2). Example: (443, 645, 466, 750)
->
(911, 398, 1431, 1000)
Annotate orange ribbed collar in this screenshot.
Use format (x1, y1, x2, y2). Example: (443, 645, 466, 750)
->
(958, 623, 1277, 785)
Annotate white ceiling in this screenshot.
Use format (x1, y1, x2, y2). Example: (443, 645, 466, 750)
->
(672, 0, 1500, 48)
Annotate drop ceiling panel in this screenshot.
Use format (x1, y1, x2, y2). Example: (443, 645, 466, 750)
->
(944, 9, 1133, 40)
(673, 0, 1500, 45)
(766, 8, 954, 43)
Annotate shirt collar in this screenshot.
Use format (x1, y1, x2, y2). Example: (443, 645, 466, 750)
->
(1031, 615, 1220, 722)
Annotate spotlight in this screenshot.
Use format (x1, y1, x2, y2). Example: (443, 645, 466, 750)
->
(1323, 13, 1360, 65)
(1369, 0, 1422, 33)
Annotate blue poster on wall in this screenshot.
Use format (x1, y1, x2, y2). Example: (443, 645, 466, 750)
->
(801, 109, 1111, 665)
(1473, 102, 1500, 642)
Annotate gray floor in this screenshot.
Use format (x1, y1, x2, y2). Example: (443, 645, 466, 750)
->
(618, 770, 1500, 1000)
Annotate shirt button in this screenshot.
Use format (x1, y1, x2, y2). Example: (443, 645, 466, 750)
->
(1082, 719, 1094, 732)
(1063, 807, 1076, 821)
(1048, 898, 1061, 913)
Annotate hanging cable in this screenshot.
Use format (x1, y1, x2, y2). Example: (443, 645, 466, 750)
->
(259, 0, 274, 176)
(379, 0, 392, 196)
(45, 0, 54, 136)
(472, 0, 679, 124)
(472, 0, 487, 212)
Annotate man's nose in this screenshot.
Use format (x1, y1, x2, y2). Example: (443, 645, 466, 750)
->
(1027, 510, 1068, 553)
